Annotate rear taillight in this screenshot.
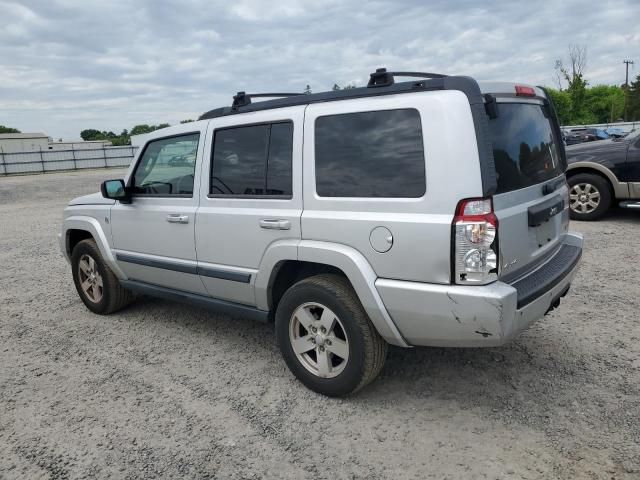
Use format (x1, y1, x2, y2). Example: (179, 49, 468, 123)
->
(453, 198, 499, 285)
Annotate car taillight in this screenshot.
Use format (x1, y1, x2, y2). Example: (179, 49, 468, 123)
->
(453, 198, 499, 285)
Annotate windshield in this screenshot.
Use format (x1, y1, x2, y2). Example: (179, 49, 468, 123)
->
(488, 103, 565, 194)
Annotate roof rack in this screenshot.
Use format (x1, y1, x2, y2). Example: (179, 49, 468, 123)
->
(232, 91, 304, 110)
(367, 68, 448, 88)
(199, 67, 461, 120)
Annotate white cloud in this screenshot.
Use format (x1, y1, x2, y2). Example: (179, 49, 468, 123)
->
(0, 0, 638, 139)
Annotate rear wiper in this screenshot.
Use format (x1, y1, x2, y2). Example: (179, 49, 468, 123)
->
(484, 94, 499, 119)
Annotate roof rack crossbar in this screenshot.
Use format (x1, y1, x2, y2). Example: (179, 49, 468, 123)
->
(367, 68, 448, 88)
(232, 91, 305, 110)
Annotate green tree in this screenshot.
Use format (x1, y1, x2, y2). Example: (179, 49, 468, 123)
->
(180, 119, 195, 124)
(80, 129, 104, 141)
(0, 125, 21, 134)
(331, 83, 357, 91)
(627, 74, 640, 121)
(130, 123, 170, 136)
(129, 124, 154, 136)
(546, 89, 572, 125)
(584, 85, 625, 123)
(553, 45, 595, 123)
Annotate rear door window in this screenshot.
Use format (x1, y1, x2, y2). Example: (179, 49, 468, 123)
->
(315, 109, 425, 197)
(489, 103, 564, 194)
(210, 122, 293, 197)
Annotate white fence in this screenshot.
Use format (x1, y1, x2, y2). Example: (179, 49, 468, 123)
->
(0, 146, 138, 175)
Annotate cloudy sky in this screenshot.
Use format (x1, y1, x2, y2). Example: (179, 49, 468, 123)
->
(1, 0, 639, 140)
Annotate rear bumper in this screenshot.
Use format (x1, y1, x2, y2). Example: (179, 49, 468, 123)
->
(376, 233, 583, 347)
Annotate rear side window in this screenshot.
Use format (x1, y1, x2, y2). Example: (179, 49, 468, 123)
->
(210, 122, 293, 197)
(489, 103, 564, 194)
(315, 109, 425, 197)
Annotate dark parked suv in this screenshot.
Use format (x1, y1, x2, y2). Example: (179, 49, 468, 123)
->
(566, 129, 640, 220)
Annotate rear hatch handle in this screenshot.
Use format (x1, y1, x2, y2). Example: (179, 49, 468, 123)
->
(528, 195, 564, 226)
(542, 176, 566, 195)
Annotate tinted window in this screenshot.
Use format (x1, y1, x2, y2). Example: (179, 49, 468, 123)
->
(489, 103, 564, 194)
(266, 123, 294, 196)
(133, 133, 199, 195)
(315, 109, 425, 198)
(211, 122, 293, 196)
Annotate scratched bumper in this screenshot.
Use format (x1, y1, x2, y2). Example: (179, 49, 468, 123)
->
(375, 233, 583, 348)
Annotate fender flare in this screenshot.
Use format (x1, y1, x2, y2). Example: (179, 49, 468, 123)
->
(61, 216, 127, 279)
(254, 239, 409, 347)
(567, 161, 629, 199)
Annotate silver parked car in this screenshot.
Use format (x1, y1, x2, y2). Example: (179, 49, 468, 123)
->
(59, 69, 583, 396)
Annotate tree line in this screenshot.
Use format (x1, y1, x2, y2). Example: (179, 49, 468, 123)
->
(79, 120, 194, 145)
(545, 45, 640, 125)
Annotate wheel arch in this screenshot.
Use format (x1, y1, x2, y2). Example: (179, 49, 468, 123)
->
(254, 240, 409, 347)
(566, 162, 628, 199)
(61, 216, 126, 279)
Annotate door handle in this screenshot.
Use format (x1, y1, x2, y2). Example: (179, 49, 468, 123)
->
(166, 214, 189, 224)
(259, 219, 291, 230)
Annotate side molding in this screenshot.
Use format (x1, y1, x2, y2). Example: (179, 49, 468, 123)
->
(567, 161, 630, 199)
(121, 280, 269, 323)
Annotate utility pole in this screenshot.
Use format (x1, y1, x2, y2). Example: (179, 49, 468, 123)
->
(623, 60, 634, 121)
(624, 59, 634, 86)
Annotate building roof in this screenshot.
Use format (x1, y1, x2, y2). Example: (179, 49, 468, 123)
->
(0, 133, 48, 140)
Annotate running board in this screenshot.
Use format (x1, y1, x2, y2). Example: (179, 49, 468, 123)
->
(120, 280, 270, 323)
(620, 201, 640, 209)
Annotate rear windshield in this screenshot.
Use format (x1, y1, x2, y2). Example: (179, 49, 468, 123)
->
(488, 103, 564, 194)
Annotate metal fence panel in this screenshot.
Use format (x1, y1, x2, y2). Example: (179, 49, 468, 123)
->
(0, 146, 138, 176)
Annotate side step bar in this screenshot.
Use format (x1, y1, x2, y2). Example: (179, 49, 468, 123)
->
(120, 280, 270, 323)
(620, 201, 640, 209)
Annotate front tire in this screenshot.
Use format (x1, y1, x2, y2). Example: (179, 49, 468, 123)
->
(275, 274, 387, 397)
(71, 239, 134, 314)
(567, 173, 612, 221)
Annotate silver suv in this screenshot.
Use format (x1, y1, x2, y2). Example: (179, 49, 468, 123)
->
(59, 69, 583, 396)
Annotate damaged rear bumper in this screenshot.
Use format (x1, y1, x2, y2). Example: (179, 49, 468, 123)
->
(375, 233, 583, 347)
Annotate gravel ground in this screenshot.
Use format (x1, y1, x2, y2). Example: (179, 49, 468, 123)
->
(0, 169, 639, 480)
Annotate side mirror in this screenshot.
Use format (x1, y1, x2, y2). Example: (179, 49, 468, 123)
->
(101, 179, 131, 203)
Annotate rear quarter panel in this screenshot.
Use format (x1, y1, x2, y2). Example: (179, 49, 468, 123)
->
(302, 91, 483, 284)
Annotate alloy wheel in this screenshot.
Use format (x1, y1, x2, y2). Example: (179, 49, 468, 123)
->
(570, 183, 601, 214)
(289, 302, 349, 378)
(78, 254, 104, 303)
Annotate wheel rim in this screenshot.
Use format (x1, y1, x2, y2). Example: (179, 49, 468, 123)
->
(569, 183, 601, 214)
(289, 302, 349, 379)
(78, 254, 104, 303)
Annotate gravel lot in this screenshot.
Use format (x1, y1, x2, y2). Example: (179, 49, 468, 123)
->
(1, 169, 639, 479)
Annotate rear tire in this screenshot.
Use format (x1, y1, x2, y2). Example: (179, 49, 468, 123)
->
(71, 239, 135, 314)
(275, 274, 387, 397)
(567, 173, 612, 221)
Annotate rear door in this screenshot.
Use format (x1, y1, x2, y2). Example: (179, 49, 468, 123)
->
(194, 107, 303, 306)
(485, 93, 569, 281)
